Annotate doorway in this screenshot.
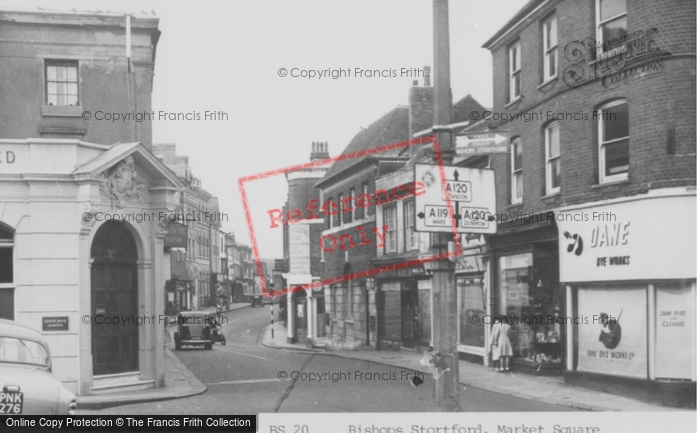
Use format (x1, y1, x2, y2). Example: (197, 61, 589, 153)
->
(90, 223, 139, 376)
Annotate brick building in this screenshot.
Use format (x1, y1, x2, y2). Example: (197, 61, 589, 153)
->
(316, 68, 488, 351)
(480, 0, 695, 406)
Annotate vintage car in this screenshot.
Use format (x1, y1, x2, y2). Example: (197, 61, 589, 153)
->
(0, 319, 76, 415)
(173, 311, 215, 350)
(250, 295, 263, 307)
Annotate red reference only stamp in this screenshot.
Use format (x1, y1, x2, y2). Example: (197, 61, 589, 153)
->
(238, 135, 464, 298)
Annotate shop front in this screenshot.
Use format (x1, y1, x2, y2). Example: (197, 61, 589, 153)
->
(556, 189, 696, 408)
(488, 215, 564, 374)
(375, 264, 431, 351)
(455, 235, 491, 364)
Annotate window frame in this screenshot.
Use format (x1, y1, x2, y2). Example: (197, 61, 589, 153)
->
(544, 122, 561, 195)
(511, 137, 524, 204)
(595, 0, 628, 59)
(44, 60, 80, 106)
(404, 200, 418, 251)
(542, 15, 558, 81)
(598, 99, 629, 183)
(509, 41, 522, 102)
(383, 205, 398, 254)
(349, 187, 356, 222)
(337, 193, 344, 226)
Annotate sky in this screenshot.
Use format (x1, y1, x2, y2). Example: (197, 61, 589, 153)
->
(6, 0, 528, 259)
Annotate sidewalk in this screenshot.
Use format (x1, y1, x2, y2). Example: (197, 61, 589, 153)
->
(77, 303, 250, 409)
(262, 322, 683, 412)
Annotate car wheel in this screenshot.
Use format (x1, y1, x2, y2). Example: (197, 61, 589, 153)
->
(220, 335, 226, 346)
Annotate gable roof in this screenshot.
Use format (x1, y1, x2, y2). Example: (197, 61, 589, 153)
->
(453, 94, 488, 123)
(316, 106, 410, 188)
(73, 141, 184, 188)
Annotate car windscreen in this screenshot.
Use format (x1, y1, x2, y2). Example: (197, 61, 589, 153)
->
(0, 337, 50, 367)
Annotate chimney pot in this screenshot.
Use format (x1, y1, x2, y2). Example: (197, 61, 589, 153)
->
(424, 66, 431, 86)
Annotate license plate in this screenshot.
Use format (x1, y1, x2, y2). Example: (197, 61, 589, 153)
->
(0, 391, 23, 414)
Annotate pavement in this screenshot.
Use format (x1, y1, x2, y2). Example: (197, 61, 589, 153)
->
(261, 322, 685, 412)
(76, 302, 251, 409)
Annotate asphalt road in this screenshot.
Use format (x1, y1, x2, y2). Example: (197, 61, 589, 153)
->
(80, 305, 573, 414)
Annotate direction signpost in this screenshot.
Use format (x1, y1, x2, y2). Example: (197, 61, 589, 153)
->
(414, 163, 496, 235)
(455, 131, 510, 155)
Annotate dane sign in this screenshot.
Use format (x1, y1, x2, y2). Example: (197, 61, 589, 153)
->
(414, 164, 496, 234)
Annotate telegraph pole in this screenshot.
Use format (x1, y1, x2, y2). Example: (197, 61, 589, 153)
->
(431, 0, 461, 412)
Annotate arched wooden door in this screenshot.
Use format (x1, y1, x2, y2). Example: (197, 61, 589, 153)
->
(90, 223, 138, 375)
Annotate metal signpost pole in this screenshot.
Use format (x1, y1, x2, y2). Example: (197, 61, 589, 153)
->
(432, 0, 461, 412)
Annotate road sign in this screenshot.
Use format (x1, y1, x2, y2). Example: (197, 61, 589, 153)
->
(415, 164, 496, 234)
(455, 131, 509, 155)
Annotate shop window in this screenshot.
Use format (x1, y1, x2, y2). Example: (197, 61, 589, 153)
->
(542, 15, 558, 81)
(545, 122, 561, 194)
(497, 252, 561, 366)
(654, 282, 696, 380)
(508, 42, 521, 102)
(511, 138, 523, 204)
(383, 206, 397, 253)
(598, 100, 629, 182)
(379, 282, 401, 340)
(458, 276, 485, 347)
(45, 60, 79, 106)
(404, 200, 418, 251)
(596, 0, 627, 58)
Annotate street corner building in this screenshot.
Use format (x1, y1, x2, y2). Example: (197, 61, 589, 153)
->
(479, 0, 696, 407)
(0, 8, 183, 395)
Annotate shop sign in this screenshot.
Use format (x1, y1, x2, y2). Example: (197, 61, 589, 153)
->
(655, 285, 695, 379)
(577, 287, 647, 378)
(42, 316, 69, 331)
(556, 194, 696, 282)
(376, 266, 425, 279)
(455, 255, 482, 272)
(289, 224, 310, 274)
(164, 223, 187, 248)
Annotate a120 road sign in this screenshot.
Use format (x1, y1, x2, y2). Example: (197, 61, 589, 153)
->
(414, 164, 496, 234)
(455, 131, 509, 154)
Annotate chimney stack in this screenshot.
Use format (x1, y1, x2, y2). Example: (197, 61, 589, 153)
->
(310, 141, 329, 161)
(424, 65, 431, 86)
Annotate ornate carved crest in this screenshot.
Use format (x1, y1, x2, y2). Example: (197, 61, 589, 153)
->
(100, 156, 149, 208)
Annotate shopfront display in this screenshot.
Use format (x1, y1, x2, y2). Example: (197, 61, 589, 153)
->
(557, 190, 696, 405)
(457, 276, 485, 348)
(497, 251, 562, 369)
(377, 278, 431, 350)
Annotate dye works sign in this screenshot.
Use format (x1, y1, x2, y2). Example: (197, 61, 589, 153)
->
(577, 287, 647, 379)
(288, 224, 310, 275)
(556, 193, 696, 282)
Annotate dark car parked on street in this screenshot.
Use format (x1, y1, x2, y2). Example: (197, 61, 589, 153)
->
(173, 311, 215, 350)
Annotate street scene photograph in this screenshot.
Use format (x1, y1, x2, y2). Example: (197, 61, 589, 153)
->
(0, 0, 696, 432)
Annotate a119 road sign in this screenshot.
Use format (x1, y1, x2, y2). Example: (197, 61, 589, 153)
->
(415, 164, 496, 234)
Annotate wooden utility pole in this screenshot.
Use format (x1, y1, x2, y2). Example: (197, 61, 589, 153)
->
(431, 0, 461, 412)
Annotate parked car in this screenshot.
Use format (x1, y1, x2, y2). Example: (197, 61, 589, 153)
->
(0, 319, 76, 415)
(173, 311, 214, 350)
(250, 295, 263, 308)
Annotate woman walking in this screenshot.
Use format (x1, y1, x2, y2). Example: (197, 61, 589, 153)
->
(490, 315, 513, 372)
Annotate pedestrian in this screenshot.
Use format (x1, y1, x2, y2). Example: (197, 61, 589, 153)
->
(490, 315, 513, 372)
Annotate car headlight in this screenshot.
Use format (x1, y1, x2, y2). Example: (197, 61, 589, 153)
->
(60, 388, 77, 415)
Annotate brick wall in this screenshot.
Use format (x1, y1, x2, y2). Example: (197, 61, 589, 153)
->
(486, 0, 696, 218)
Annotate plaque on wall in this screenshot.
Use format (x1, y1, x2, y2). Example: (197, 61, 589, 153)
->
(42, 316, 69, 331)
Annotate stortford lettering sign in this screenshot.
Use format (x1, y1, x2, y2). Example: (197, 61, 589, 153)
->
(455, 131, 509, 155)
(165, 223, 188, 248)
